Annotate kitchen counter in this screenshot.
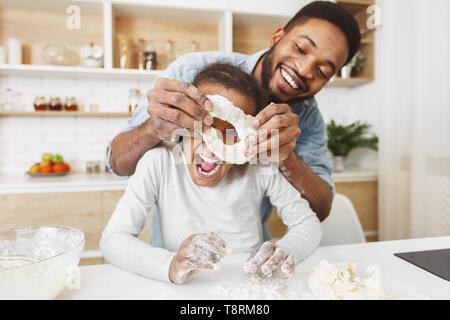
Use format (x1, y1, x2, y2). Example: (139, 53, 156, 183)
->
(0, 167, 377, 195)
(58, 236, 450, 300)
(0, 173, 128, 194)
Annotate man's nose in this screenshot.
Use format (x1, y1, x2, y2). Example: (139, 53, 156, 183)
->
(296, 59, 314, 80)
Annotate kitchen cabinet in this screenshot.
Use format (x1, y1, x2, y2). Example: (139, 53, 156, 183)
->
(0, 0, 375, 88)
(268, 175, 379, 242)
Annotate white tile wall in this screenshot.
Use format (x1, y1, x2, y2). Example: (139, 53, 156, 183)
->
(0, 74, 155, 174)
(316, 84, 380, 134)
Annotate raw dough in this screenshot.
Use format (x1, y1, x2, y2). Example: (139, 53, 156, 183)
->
(308, 260, 386, 300)
(202, 94, 256, 164)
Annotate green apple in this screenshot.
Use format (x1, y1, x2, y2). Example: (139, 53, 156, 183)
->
(51, 154, 64, 164)
(42, 153, 53, 162)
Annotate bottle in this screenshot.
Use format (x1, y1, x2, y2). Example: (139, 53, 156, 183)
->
(128, 89, 141, 113)
(144, 41, 157, 70)
(137, 38, 146, 70)
(117, 34, 132, 69)
(164, 40, 174, 69)
(64, 97, 78, 111)
(34, 96, 49, 111)
(49, 97, 63, 111)
(7, 38, 22, 65)
(190, 40, 198, 53)
(0, 46, 6, 64)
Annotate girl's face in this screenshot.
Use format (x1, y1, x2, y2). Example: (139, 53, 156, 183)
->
(183, 82, 257, 187)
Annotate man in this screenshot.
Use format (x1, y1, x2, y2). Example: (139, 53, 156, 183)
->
(107, 1, 360, 246)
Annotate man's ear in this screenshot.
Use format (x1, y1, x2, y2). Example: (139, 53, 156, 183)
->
(271, 28, 286, 46)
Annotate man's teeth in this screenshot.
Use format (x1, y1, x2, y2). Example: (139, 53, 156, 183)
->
(281, 68, 299, 90)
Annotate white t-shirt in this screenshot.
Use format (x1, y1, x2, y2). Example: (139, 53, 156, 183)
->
(100, 143, 322, 282)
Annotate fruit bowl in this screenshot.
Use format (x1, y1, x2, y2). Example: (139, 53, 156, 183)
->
(28, 153, 71, 175)
(26, 171, 70, 177)
(0, 226, 85, 300)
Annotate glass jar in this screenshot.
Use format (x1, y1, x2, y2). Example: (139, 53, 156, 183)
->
(49, 97, 62, 111)
(164, 39, 175, 69)
(34, 96, 48, 111)
(117, 34, 132, 69)
(144, 41, 157, 70)
(64, 97, 78, 111)
(128, 89, 141, 113)
(137, 38, 146, 70)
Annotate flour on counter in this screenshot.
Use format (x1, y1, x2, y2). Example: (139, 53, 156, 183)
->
(307, 260, 387, 300)
(209, 275, 315, 300)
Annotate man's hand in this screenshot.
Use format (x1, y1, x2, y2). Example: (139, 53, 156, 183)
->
(245, 103, 301, 162)
(244, 241, 295, 279)
(147, 78, 214, 141)
(169, 232, 230, 284)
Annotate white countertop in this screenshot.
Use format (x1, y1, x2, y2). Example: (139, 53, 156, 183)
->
(0, 173, 128, 194)
(58, 236, 450, 300)
(0, 168, 377, 195)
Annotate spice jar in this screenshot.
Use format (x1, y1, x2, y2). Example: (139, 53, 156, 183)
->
(49, 97, 63, 111)
(34, 96, 48, 111)
(64, 97, 78, 111)
(128, 89, 141, 113)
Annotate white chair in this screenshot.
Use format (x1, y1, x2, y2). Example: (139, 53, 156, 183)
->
(319, 194, 366, 246)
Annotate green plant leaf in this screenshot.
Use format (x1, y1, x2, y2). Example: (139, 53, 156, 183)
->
(326, 120, 378, 157)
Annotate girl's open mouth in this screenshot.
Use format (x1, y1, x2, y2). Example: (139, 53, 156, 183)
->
(196, 155, 221, 178)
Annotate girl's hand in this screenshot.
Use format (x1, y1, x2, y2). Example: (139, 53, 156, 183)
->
(244, 241, 295, 278)
(169, 232, 229, 284)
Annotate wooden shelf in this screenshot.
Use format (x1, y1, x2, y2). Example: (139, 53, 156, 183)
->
(0, 64, 162, 80)
(0, 111, 131, 117)
(326, 77, 373, 88)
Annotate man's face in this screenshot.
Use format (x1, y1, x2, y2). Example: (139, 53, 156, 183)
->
(260, 18, 349, 102)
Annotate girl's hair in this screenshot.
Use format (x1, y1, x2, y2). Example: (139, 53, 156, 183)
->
(192, 63, 270, 114)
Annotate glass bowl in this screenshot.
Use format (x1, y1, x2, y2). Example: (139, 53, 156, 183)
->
(0, 226, 85, 300)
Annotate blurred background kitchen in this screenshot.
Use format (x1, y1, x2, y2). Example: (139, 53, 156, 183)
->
(0, 0, 449, 265)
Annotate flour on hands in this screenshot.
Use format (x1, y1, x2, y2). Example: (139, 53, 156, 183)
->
(169, 232, 231, 284)
(244, 241, 295, 279)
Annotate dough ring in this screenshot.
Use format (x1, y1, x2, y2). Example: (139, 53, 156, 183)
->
(202, 94, 256, 164)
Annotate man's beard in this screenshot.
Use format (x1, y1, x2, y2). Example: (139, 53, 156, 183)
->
(260, 43, 279, 103)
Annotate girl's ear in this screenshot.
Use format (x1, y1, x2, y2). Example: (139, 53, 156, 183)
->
(271, 28, 286, 46)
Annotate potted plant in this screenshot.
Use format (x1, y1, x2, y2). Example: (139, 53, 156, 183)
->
(326, 120, 378, 172)
(340, 53, 365, 79)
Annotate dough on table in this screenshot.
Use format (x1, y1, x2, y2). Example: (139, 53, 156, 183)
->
(308, 260, 386, 300)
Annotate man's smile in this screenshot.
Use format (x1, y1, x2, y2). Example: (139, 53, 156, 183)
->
(277, 64, 308, 96)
